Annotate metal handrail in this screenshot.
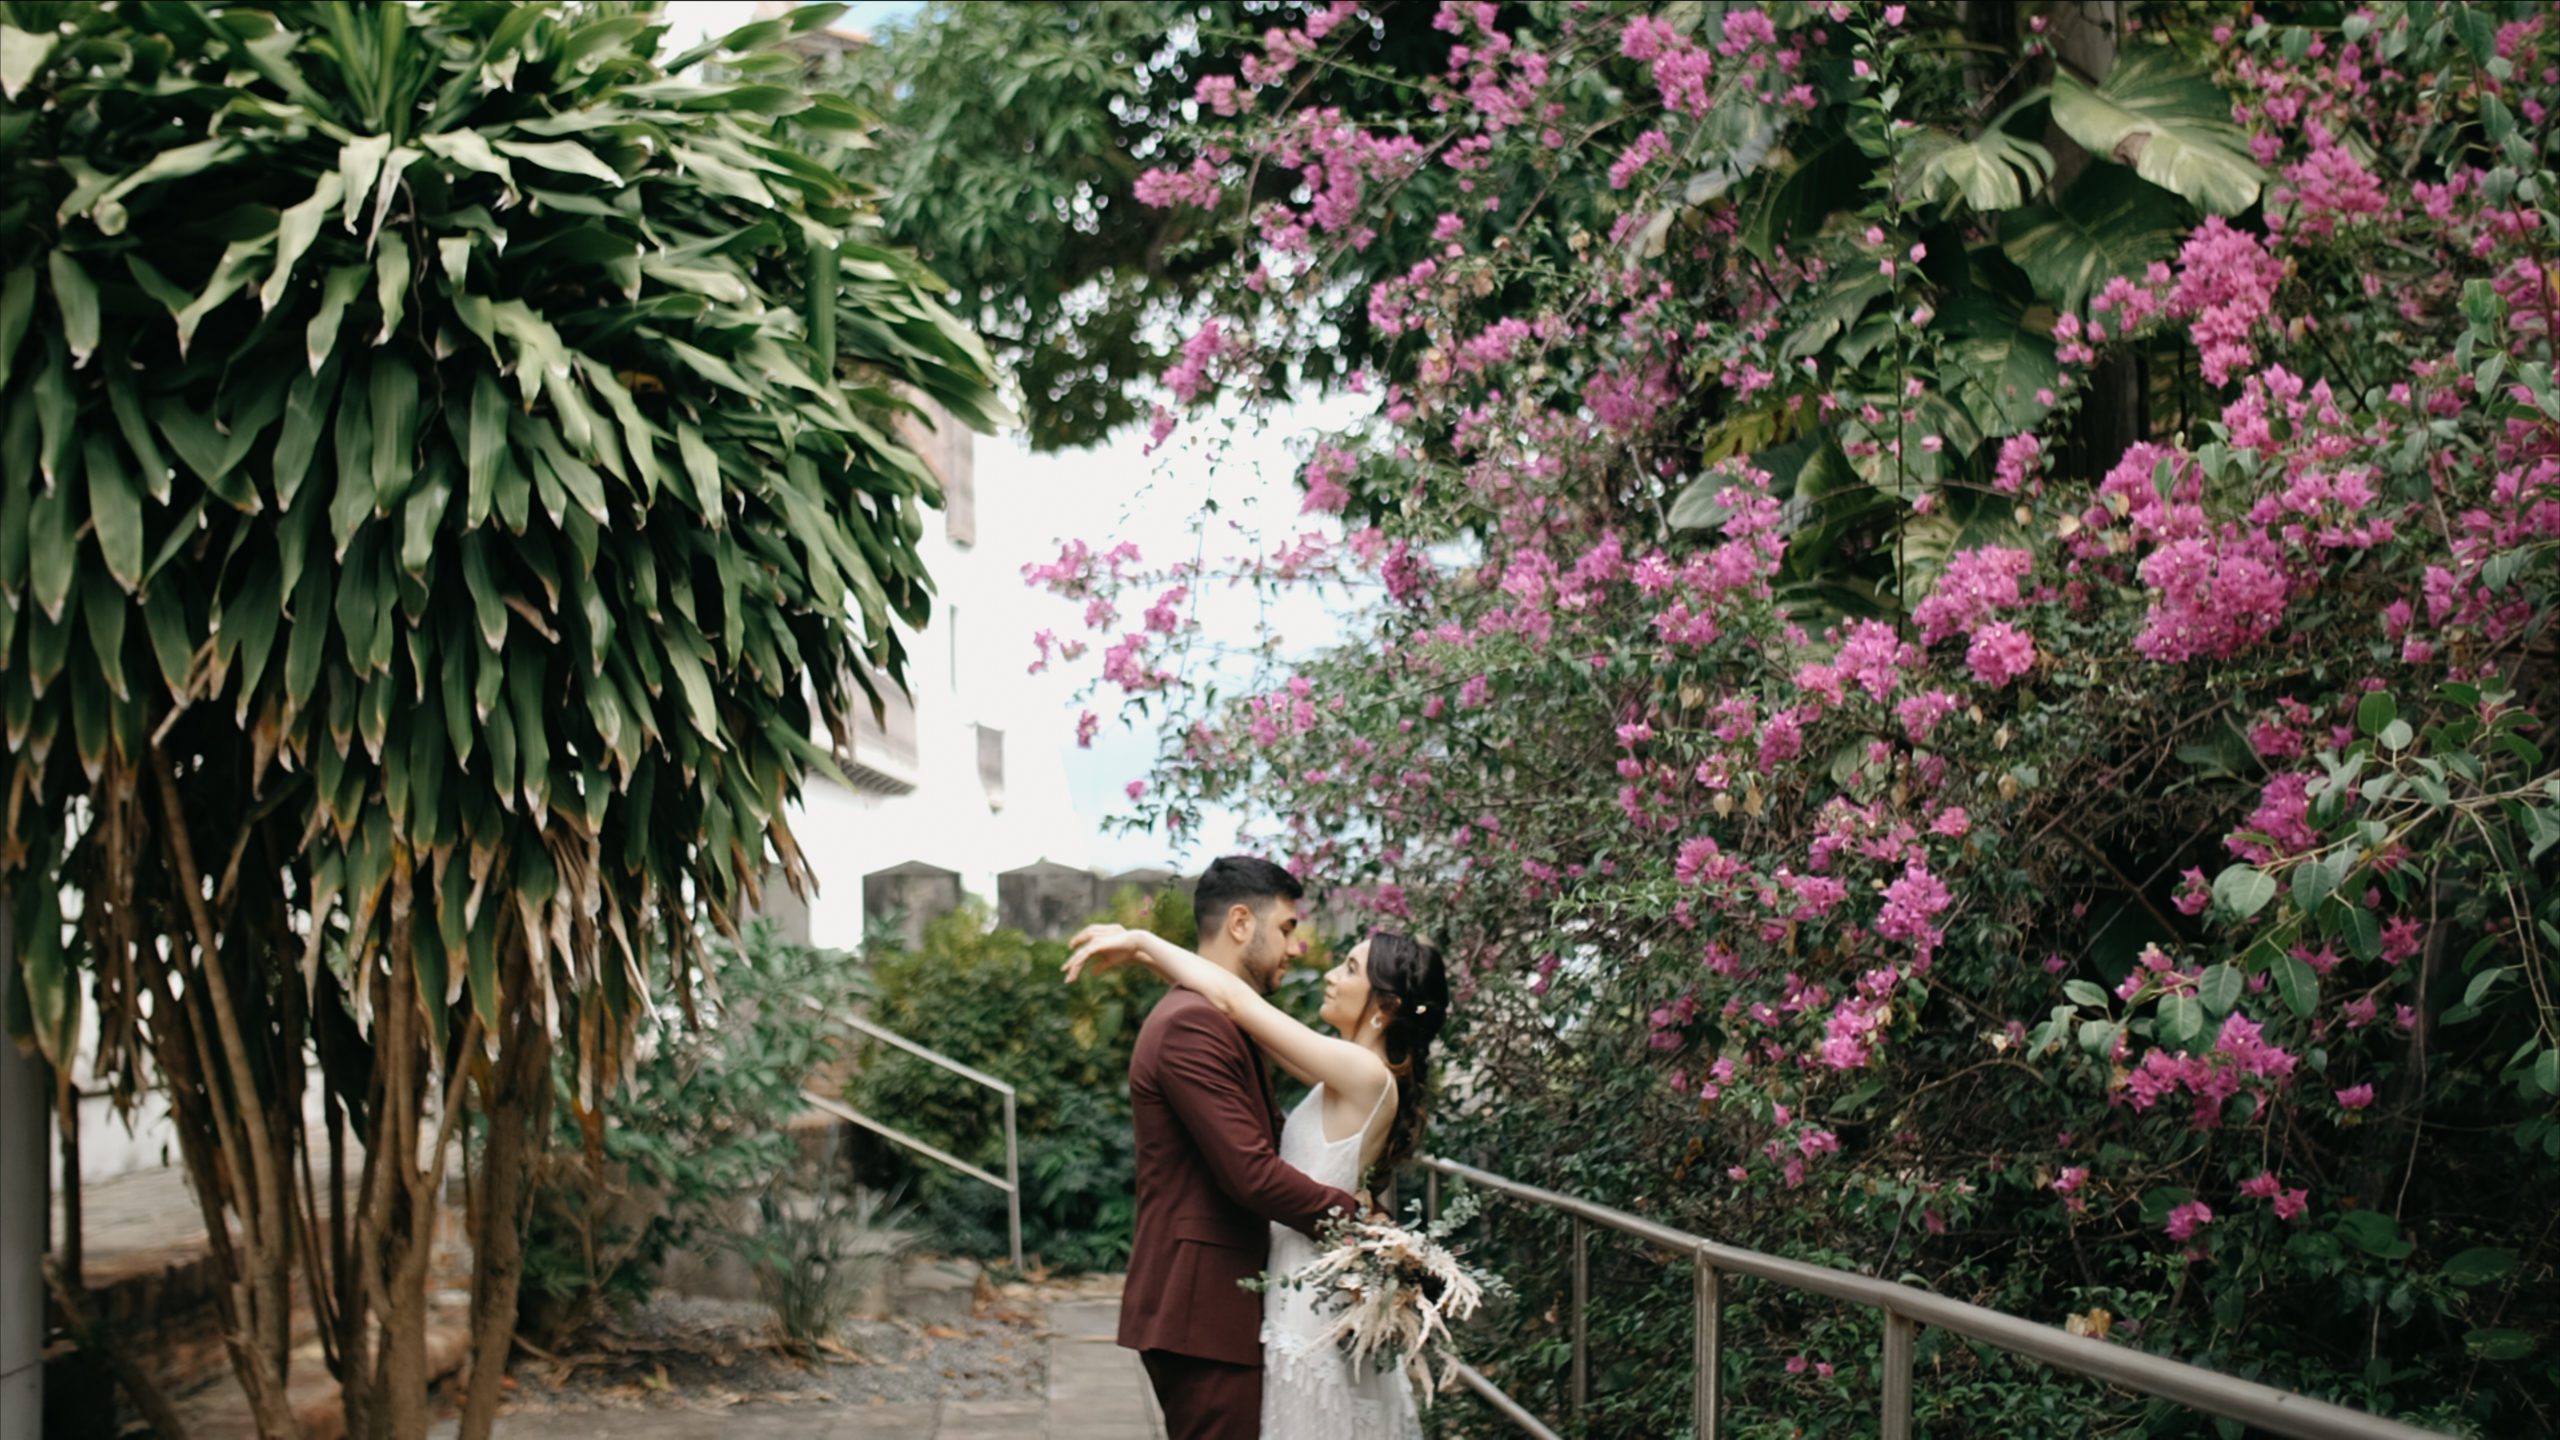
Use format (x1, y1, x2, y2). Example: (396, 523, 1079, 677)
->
(1419, 1155, 2449, 1440)
(804, 1011, 1022, 1269)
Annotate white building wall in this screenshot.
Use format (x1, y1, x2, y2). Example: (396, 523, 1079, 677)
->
(781, 410, 1108, 949)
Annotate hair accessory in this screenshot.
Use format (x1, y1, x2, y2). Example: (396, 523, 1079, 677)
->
(1413, 1004, 1429, 1015)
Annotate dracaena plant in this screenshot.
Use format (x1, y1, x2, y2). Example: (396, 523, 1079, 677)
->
(0, 3, 999, 1435)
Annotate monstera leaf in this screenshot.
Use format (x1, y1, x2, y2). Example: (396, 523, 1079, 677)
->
(1902, 122, 2055, 213)
(1937, 290, 2062, 437)
(2000, 163, 2190, 312)
(1739, 126, 1871, 261)
(2051, 48, 2264, 215)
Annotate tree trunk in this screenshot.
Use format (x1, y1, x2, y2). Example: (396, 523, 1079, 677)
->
(2042, 0, 2150, 474)
(458, 944, 552, 1440)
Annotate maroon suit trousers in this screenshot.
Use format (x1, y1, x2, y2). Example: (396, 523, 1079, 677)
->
(1141, 1349, 1261, 1440)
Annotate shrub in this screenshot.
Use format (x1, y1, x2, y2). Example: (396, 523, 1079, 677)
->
(846, 891, 1185, 1272)
(1021, 3, 2560, 1435)
(519, 923, 864, 1343)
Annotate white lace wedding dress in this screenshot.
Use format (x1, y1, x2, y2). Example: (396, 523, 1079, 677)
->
(1263, 1081, 1425, 1440)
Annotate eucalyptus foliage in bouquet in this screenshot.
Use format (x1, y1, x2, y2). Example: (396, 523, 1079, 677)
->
(1255, 1194, 1504, 1405)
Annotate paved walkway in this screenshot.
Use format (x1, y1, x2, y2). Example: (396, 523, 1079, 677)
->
(429, 1300, 1163, 1440)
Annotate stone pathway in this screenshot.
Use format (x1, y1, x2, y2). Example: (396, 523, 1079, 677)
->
(428, 1298, 1162, 1440)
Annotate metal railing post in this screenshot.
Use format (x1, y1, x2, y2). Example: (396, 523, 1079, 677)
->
(1426, 1166, 1440, 1224)
(1002, 1089, 1023, 1272)
(802, 1007, 1024, 1275)
(1882, 1308, 1917, 1440)
(1571, 1218, 1590, 1423)
(1694, 1250, 1720, 1440)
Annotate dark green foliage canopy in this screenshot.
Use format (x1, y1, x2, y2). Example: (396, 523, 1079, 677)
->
(0, 0, 1002, 1091)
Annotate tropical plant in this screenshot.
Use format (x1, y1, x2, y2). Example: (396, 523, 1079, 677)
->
(733, 1181, 913, 1356)
(0, 4, 998, 1436)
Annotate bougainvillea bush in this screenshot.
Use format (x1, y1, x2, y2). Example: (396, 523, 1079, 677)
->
(1021, 1, 2560, 1433)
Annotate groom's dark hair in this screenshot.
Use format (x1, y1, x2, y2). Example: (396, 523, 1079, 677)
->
(1191, 855, 1303, 936)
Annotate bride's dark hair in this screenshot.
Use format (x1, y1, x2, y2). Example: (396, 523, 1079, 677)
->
(1363, 929, 1449, 1176)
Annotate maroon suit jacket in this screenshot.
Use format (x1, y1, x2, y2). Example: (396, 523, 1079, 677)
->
(1119, 989, 1359, 1365)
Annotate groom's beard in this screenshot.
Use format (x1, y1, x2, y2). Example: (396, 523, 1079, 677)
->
(1242, 935, 1287, 996)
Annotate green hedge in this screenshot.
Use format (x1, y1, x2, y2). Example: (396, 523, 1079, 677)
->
(847, 889, 1192, 1272)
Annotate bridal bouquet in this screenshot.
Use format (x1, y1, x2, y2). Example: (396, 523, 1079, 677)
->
(1263, 1194, 1505, 1404)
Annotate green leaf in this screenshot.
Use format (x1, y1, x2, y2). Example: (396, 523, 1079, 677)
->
(1902, 122, 2054, 213)
(460, 532, 507, 651)
(337, 133, 392, 233)
(2157, 993, 2206, 1049)
(2077, 1018, 2121, 1057)
(12, 883, 76, 1065)
(76, 138, 240, 234)
(662, 628, 721, 743)
(2480, 548, 2526, 594)
(81, 568, 128, 701)
(83, 434, 144, 590)
(2356, 691, 2397, 737)
(2538, 1048, 2560, 1099)
(419, 129, 516, 192)
(490, 137, 624, 185)
(273, 365, 337, 512)
(0, 265, 35, 389)
(143, 581, 192, 694)
(369, 353, 420, 511)
(2335, 1210, 2411, 1260)
(2441, 1247, 2515, 1288)
(47, 253, 99, 368)
(2213, 865, 2278, 920)
(2292, 852, 2340, 910)
(261, 170, 347, 313)
(306, 264, 369, 375)
(372, 229, 410, 345)
(675, 422, 725, 522)
(283, 559, 330, 708)
(1, 24, 56, 104)
(462, 371, 509, 530)
(2464, 1328, 2536, 1362)
(2197, 964, 2243, 1015)
(2274, 952, 2317, 1019)
(173, 236, 271, 359)
(2341, 904, 2382, 961)
(2063, 978, 2111, 1008)
(2050, 50, 2264, 214)
(28, 437, 81, 619)
(2379, 718, 2413, 752)
(103, 373, 173, 503)
(1937, 291, 2062, 437)
(1999, 163, 2189, 312)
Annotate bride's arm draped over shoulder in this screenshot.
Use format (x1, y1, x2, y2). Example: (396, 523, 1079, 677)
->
(1066, 923, 1390, 1109)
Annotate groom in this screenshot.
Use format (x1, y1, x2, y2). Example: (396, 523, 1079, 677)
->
(1120, 856, 1359, 1440)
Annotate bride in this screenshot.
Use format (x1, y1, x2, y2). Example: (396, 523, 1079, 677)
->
(1066, 921, 1450, 1440)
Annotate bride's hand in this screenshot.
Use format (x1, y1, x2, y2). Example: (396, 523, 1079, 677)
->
(1063, 923, 1154, 983)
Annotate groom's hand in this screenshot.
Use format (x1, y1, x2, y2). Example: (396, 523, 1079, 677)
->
(1063, 923, 1144, 983)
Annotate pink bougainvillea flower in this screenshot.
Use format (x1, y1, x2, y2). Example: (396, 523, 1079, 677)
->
(2164, 1200, 2214, 1241)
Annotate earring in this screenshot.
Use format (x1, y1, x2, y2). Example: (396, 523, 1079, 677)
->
(1370, 1015, 1383, 1029)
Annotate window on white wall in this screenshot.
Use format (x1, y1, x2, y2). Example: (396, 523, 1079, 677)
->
(977, 725, 1005, 810)
(843, 682, 919, 794)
